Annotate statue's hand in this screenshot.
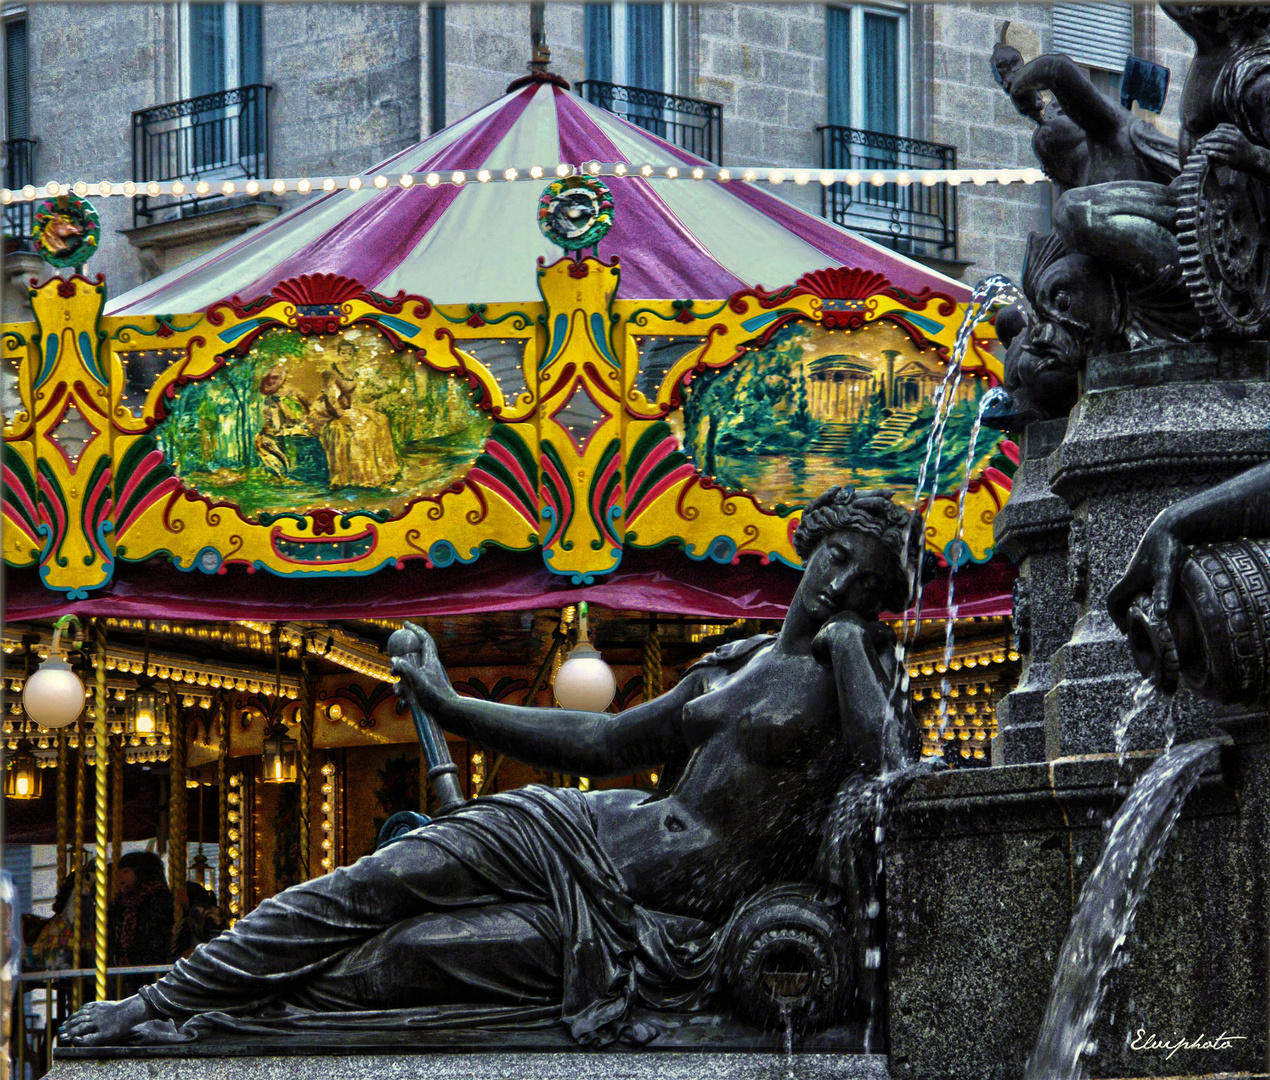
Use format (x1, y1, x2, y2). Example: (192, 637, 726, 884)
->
(1107, 513, 1185, 632)
(388, 621, 457, 712)
(1202, 123, 1262, 174)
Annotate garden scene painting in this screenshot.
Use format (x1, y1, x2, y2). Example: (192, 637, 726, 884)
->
(675, 319, 1004, 507)
(156, 328, 493, 518)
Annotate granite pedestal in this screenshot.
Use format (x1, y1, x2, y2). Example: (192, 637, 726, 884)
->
(887, 711, 1267, 1080)
(1045, 341, 1270, 757)
(992, 417, 1077, 765)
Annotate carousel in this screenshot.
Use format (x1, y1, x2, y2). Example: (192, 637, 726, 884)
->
(1, 67, 1019, 1070)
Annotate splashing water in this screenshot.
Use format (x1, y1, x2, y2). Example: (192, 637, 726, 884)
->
(1115, 678, 1162, 767)
(816, 762, 937, 1052)
(936, 385, 1011, 738)
(780, 1000, 795, 1078)
(1023, 737, 1225, 1080)
(897, 275, 1021, 683)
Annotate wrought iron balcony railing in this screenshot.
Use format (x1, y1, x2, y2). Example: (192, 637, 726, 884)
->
(3, 137, 38, 252)
(576, 81, 722, 165)
(818, 125, 957, 259)
(132, 84, 272, 227)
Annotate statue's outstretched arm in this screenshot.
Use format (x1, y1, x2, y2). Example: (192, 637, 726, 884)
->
(1108, 461, 1270, 628)
(1008, 53, 1121, 139)
(391, 626, 700, 778)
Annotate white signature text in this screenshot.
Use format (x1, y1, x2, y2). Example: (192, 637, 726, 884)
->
(1130, 1030, 1248, 1060)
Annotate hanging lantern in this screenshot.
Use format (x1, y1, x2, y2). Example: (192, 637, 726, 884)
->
(553, 602, 616, 712)
(125, 684, 168, 738)
(126, 620, 168, 738)
(262, 720, 297, 784)
(5, 740, 42, 799)
(23, 617, 85, 729)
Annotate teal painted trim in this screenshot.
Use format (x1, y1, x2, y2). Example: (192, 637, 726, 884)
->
(539, 314, 570, 371)
(38, 333, 59, 387)
(898, 311, 944, 336)
(541, 543, 621, 585)
(588, 312, 618, 367)
(363, 313, 424, 338)
(740, 308, 798, 334)
(77, 330, 106, 386)
(110, 315, 203, 340)
(217, 318, 270, 344)
(942, 537, 994, 569)
(427, 539, 483, 568)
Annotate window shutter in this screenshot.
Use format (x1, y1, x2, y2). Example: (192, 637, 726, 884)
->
(826, 7, 850, 128)
(1052, 3, 1134, 72)
(585, 4, 613, 83)
(5, 18, 29, 140)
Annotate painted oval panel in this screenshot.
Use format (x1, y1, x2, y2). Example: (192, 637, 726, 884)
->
(674, 319, 1005, 509)
(155, 328, 493, 519)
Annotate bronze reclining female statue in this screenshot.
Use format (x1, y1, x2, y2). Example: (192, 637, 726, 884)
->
(61, 486, 925, 1047)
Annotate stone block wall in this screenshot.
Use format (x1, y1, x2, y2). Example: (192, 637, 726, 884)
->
(19, 3, 423, 295)
(24, 4, 169, 295)
(264, 4, 422, 179)
(691, 2, 825, 214)
(13, 2, 1200, 296)
(924, 3, 1052, 286)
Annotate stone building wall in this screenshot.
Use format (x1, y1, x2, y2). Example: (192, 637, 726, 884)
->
(9, 3, 1200, 301)
(14, 3, 424, 297)
(23, 4, 169, 296)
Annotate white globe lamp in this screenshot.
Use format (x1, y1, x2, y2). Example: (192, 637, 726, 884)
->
(553, 602, 616, 712)
(23, 618, 86, 729)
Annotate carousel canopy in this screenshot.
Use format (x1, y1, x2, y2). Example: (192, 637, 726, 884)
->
(107, 73, 971, 316)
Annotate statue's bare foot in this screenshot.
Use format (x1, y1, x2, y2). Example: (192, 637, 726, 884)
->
(60, 995, 156, 1046)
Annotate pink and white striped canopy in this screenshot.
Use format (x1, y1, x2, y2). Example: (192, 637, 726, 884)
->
(108, 77, 971, 315)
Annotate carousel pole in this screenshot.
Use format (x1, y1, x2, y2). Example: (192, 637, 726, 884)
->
(216, 693, 229, 915)
(110, 735, 122, 883)
(168, 686, 187, 902)
(297, 640, 314, 881)
(642, 615, 662, 702)
(92, 620, 108, 1003)
(56, 727, 69, 883)
(71, 707, 85, 1009)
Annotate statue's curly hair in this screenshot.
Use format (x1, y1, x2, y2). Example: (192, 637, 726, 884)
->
(792, 486, 929, 612)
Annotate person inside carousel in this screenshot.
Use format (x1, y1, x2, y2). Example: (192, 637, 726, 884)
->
(60, 486, 927, 1048)
(108, 852, 174, 996)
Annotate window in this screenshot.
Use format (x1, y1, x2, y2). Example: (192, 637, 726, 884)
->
(428, 4, 446, 134)
(173, 2, 264, 176)
(179, 2, 263, 102)
(4, 12, 35, 249)
(4, 13, 29, 143)
(826, 4, 907, 137)
(585, 3, 677, 93)
(1052, 3, 1134, 75)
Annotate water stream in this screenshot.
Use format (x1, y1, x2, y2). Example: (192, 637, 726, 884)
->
(898, 277, 1020, 703)
(1022, 737, 1225, 1080)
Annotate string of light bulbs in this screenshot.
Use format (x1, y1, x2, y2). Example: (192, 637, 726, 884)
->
(1, 162, 1050, 206)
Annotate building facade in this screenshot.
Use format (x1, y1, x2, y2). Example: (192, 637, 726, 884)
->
(4, 1, 1192, 317)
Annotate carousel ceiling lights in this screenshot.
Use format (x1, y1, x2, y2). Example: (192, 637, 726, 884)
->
(22, 616, 85, 730)
(125, 621, 169, 739)
(553, 602, 616, 713)
(0, 164, 1048, 207)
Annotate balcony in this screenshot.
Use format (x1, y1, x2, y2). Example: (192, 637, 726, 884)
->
(3, 138, 38, 253)
(818, 125, 957, 260)
(131, 84, 272, 227)
(576, 81, 722, 165)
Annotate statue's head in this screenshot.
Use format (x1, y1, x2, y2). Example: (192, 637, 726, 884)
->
(793, 487, 926, 618)
(1000, 232, 1124, 423)
(991, 42, 1044, 123)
